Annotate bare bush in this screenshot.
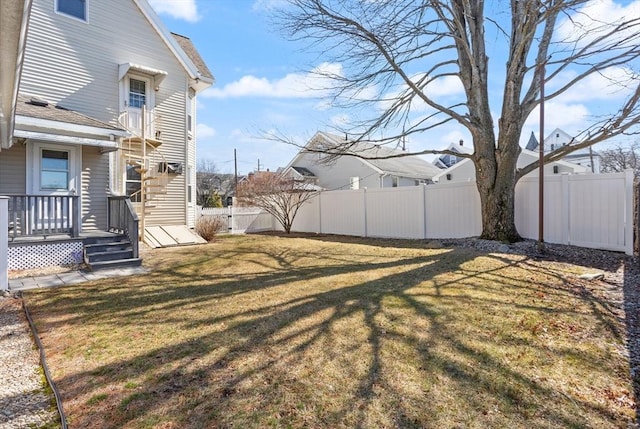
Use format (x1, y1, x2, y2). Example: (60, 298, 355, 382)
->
(196, 216, 226, 242)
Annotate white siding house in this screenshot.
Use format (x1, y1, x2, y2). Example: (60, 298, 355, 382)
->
(432, 148, 589, 183)
(283, 132, 442, 190)
(0, 0, 213, 271)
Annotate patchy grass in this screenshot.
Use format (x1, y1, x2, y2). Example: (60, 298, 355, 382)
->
(24, 234, 634, 428)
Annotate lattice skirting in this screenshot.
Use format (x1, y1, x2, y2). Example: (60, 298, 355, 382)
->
(8, 241, 84, 270)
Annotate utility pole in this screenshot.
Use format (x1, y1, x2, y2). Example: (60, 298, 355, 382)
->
(257, 158, 260, 172)
(538, 62, 545, 252)
(234, 148, 238, 193)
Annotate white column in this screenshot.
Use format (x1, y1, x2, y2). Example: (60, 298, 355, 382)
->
(625, 169, 634, 256)
(0, 197, 8, 290)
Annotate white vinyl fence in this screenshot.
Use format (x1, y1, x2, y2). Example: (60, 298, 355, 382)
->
(289, 171, 634, 255)
(198, 172, 634, 255)
(199, 206, 274, 234)
(1, 197, 8, 290)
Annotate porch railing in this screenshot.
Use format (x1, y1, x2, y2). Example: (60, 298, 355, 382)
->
(107, 196, 139, 258)
(7, 195, 79, 240)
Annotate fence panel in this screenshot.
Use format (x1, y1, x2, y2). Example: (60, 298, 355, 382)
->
(291, 197, 320, 233)
(516, 176, 567, 244)
(567, 173, 629, 252)
(423, 182, 482, 238)
(365, 186, 426, 239)
(320, 190, 366, 236)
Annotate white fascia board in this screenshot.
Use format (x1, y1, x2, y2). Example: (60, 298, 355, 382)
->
(133, 0, 201, 81)
(15, 115, 130, 138)
(14, 130, 119, 150)
(0, 0, 33, 149)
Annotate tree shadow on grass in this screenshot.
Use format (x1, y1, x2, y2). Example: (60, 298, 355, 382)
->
(25, 237, 634, 428)
(623, 257, 640, 423)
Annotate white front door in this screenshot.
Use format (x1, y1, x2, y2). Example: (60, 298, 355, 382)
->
(124, 74, 153, 136)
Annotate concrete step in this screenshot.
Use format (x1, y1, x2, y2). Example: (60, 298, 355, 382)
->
(86, 249, 134, 263)
(84, 241, 132, 254)
(88, 258, 143, 271)
(83, 234, 129, 246)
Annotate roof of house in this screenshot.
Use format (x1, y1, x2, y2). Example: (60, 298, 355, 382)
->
(314, 132, 442, 179)
(525, 132, 539, 151)
(433, 140, 474, 169)
(16, 94, 125, 131)
(291, 166, 317, 177)
(171, 32, 214, 81)
(432, 147, 589, 182)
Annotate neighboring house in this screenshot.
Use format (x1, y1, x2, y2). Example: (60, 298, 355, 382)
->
(525, 128, 601, 173)
(0, 0, 213, 271)
(432, 148, 589, 183)
(282, 132, 441, 190)
(432, 139, 473, 169)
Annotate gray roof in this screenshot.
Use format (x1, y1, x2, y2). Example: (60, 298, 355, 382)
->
(291, 166, 316, 177)
(16, 94, 124, 131)
(320, 133, 441, 179)
(171, 32, 214, 80)
(525, 131, 539, 151)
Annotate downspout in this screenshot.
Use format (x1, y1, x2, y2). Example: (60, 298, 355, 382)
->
(380, 174, 388, 188)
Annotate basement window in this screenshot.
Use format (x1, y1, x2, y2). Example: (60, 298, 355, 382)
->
(56, 0, 87, 22)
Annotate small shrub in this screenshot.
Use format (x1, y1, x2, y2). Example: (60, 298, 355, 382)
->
(196, 216, 226, 242)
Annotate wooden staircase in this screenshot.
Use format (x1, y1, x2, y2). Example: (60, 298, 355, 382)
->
(84, 234, 142, 271)
(118, 107, 168, 237)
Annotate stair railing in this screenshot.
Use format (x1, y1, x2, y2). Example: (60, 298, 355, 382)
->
(107, 196, 139, 258)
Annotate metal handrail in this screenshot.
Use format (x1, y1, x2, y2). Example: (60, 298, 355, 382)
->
(107, 196, 139, 258)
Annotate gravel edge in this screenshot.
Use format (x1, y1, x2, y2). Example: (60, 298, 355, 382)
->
(0, 292, 59, 429)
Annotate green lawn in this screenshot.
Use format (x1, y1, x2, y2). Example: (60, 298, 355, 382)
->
(25, 234, 634, 428)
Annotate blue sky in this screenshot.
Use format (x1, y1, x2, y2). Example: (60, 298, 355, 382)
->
(149, 0, 640, 175)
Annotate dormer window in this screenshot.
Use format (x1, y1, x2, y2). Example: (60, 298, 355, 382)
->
(56, 0, 87, 21)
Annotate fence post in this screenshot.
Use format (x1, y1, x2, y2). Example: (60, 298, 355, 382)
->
(228, 205, 233, 234)
(363, 188, 368, 238)
(561, 174, 570, 245)
(318, 192, 322, 234)
(422, 184, 428, 239)
(1, 197, 8, 291)
(625, 169, 634, 256)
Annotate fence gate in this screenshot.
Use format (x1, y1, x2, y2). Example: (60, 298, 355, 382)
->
(199, 206, 273, 234)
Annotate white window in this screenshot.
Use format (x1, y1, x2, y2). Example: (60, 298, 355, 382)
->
(129, 78, 147, 108)
(27, 142, 79, 196)
(187, 89, 195, 136)
(350, 177, 359, 190)
(126, 164, 142, 202)
(56, 0, 87, 21)
(40, 149, 70, 191)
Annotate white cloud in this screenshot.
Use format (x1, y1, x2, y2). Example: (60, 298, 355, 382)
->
(330, 114, 351, 127)
(553, 67, 636, 103)
(377, 73, 464, 113)
(197, 123, 216, 138)
(524, 102, 590, 131)
(148, 0, 200, 23)
(556, 0, 640, 46)
(252, 0, 289, 12)
(202, 63, 343, 99)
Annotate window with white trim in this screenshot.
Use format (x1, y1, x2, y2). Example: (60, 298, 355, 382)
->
(129, 78, 147, 108)
(56, 0, 87, 21)
(41, 149, 70, 191)
(126, 165, 142, 202)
